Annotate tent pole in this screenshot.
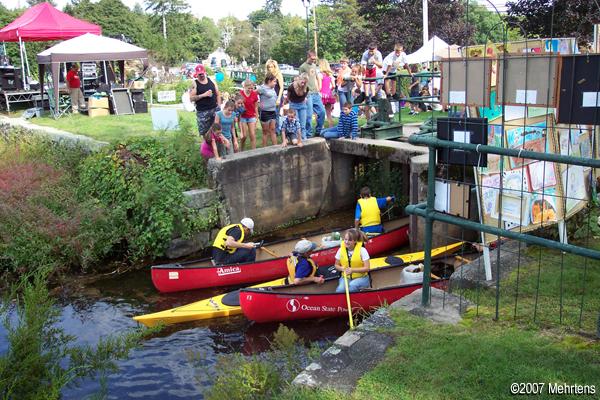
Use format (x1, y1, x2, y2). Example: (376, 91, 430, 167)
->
(18, 36, 27, 89)
(22, 41, 31, 84)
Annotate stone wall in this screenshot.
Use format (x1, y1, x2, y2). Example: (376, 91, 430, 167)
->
(208, 138, 356, 232)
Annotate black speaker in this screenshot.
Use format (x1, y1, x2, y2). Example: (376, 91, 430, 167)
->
(133, 100, 148, 113)
(130, 89, 145, 102)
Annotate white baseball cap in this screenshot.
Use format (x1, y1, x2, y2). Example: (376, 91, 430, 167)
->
(240, 217, 254, 233)
(294, 239, 317, 254)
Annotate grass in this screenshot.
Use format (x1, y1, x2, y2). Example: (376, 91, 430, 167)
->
(15, 105, 441, 144)
(275, 310, 600, 400)
(272, 241, 600, 400)
(460, 243, 600, 335)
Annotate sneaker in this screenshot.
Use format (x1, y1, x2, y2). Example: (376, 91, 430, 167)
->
(408, 111, 415, 115)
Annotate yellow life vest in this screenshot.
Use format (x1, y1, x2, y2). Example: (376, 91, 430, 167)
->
(286, 256, 317, 282)
(340, 241, 367, 279)
(358, 197, 381, 227)
(212, 224, 245, 254)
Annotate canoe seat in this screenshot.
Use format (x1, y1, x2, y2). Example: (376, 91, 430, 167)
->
(369, 267, 403, 289)
(221, 290, 241, 307)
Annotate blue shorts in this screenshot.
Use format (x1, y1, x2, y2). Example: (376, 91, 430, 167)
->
(240, 117, 256, 123)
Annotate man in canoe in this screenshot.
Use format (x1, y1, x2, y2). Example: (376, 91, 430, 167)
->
(354, 186, 395, 234)
(212, 217, 260, 265)
(287, 239, 325, 285)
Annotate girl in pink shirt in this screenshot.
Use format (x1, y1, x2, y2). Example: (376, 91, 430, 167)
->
(319, 59, 336, 128)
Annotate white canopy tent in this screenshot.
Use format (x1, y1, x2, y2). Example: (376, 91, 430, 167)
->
(37, 33, 148, 116)
(405, 36, 460, 64)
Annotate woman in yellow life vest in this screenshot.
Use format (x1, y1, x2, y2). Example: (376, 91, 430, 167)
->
(334, 229, 371, 293)
(211, 217, 259, 265)
(287, 239, 325, 285)
(354, 186, 394, 234)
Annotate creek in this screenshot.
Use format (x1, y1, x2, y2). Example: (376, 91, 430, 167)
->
(2, 210, 407, 399)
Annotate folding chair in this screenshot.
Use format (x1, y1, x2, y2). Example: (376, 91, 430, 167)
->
(46, 85, 71, 119)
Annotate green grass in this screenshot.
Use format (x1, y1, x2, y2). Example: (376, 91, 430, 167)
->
(461, 244, 600, 334)
(20, 106, 441, 144)
(275, 311, 600, 400)
(29, 110, 198, 143)
(272, 241, 600, 400)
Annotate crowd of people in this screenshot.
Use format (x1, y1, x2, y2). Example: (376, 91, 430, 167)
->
(211, 185, 394, 293)
(190, 43, 442, 161)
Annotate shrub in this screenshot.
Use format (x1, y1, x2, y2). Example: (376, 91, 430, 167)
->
(0, 135, 124, 275)
(78, 135, 213, 261)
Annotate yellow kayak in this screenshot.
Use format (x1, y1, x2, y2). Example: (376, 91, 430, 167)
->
(133, 242, 464, 327)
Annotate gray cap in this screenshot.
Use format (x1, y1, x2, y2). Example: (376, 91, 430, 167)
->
(294, 239, 317, 254)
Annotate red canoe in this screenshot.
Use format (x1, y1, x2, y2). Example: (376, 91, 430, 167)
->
(239, 262, 448, 323)
(151, 218, 409, 293)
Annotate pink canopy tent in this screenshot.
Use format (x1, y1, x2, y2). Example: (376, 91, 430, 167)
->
(0, 2, 101, 90)
(0, 2, 101, 42)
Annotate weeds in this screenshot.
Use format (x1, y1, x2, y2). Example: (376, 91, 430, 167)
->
(193, 324, 328, 400)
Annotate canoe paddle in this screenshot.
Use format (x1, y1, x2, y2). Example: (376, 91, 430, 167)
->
(343, 270, 355, 330)
(259, 245, 278, 258)
(343, 247, 355, 330)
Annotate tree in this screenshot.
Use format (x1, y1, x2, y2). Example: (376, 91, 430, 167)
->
(218, 17, 255, 64)
(26, 0, 56, 6)
(191, 17, 221, 61)
(354, 0, 474, 55)
(507, 0, 600, 43)
(270, 16, 307, 66)
(264, 0, 282, 16)
(144, 0, 189, 40)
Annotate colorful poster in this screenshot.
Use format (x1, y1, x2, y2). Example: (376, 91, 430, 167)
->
(528, 161, 557, 192)
(530, 188, 559, 224)
(505, 121, 548, 169)
(562, 166, 587, 213)
(481, 174, 501, 218)
(503, 169, 530, 194)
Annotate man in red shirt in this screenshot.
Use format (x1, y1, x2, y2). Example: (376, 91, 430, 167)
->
(66, 64, 85, 113)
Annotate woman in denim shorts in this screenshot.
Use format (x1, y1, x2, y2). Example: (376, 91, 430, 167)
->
(257, 73, 278, 147)
(239, 79, 259, 150)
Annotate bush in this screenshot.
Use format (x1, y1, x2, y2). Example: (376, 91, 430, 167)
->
(0, 127, 214, 276)
(78, 133, 214, 261)
(0, 133, 125, 276)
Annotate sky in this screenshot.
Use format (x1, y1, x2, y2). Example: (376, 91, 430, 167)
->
(0, 0, 308, 21)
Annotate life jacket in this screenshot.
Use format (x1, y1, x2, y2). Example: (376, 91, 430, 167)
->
(340, 241, 367, 279)
(212, 224, 245, 254)
(286, 255, 317, 282)
(358, 197, 381, 227)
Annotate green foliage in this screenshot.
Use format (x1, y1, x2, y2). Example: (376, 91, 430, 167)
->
(198, 324, 327, 400)
(353, 160, 407, 218)
(207, 354, 282, 400)
(270, 16, 308, 66)
(0, 268, 158, 400)
(0, 131, 125, 275)
(78, 133, 210, 260)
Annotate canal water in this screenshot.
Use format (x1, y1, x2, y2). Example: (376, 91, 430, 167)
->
(3, 210, 405, 399)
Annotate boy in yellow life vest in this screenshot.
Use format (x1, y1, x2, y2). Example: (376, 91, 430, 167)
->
(354, 186, 394, 234)
(211, 217, 260, 265)
(287, 239, 325, 285)
(334, 229, 371, 293)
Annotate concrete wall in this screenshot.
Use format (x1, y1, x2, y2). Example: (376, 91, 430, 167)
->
(208, 138, 356, 232)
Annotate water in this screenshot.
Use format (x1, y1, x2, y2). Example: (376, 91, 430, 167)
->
(0, 210, 361, 399)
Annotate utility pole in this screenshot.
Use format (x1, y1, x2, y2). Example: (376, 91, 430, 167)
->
(302, 0, 310, 52)
(256, 26, 263, 65)
(422, 0, 428, 46)
(312, 1, 318, 58)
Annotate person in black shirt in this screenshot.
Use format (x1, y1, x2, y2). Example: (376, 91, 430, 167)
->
(211, 217, 259, 265)
(190, 64, 221, 135)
